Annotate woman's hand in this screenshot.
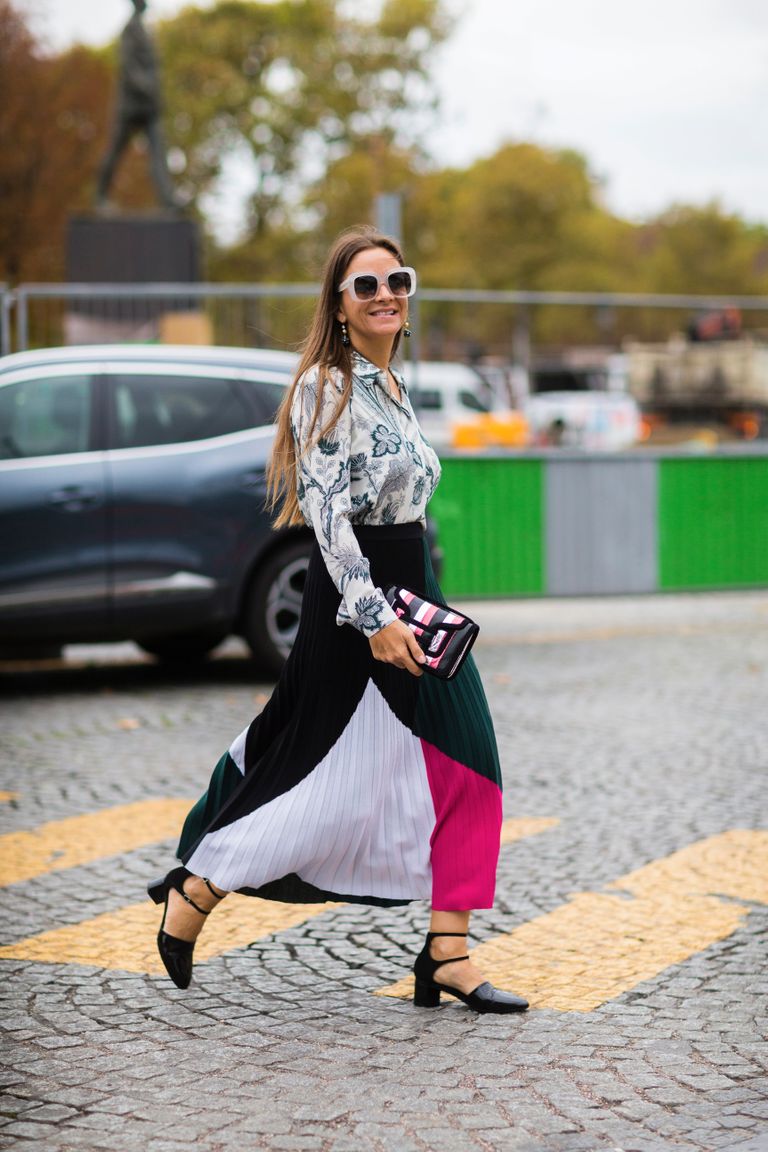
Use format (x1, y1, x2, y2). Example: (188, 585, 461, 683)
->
(369, 619, 426, 677)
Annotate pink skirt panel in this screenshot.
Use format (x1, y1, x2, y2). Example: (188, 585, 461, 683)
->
(421, 738, 503, 910)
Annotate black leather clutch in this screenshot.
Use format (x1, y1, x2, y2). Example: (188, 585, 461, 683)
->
(384, 584, 479, 680)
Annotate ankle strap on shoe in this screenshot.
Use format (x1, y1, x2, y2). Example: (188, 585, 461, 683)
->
(431, 953, 470, 973)
(203, 877, 226, 901)
(426, 931, 469, 972)
(178, 876, 225, 916)
(180, 888, 210, 916)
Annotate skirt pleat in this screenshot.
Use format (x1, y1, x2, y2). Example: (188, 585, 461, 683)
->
(178, 524, 503, 910)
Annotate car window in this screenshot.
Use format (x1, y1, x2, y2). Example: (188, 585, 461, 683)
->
(0, 374, 91, 460)
(112, 374, 254, 449)
(459, 390, 491, 413)
(410, 389, 443, 411)
(241, 378, 287, 425)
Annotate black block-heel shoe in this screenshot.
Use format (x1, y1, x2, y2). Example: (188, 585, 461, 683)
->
(147, 866, 224, 989)
(413, 931, 529, 1014)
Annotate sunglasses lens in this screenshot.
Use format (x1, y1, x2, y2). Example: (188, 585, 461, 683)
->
(353, 275, 378, 300)
(388, 271, 412, 296)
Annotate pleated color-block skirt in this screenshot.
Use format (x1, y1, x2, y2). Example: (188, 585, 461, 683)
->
(178, 523, 503, 911)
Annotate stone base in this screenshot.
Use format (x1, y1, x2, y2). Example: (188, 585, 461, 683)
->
(65, 214, 202, 343)
(67, 214, 200, 283)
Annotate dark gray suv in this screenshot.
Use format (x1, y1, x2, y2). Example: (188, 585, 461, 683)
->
(0, 344, 313, 673)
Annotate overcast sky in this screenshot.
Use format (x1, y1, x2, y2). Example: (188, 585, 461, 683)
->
(22, 0, 768, 227)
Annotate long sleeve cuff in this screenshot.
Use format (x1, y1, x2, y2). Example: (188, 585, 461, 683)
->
(335, 582, 398, 637)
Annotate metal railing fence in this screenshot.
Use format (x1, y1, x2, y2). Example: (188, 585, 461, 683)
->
(2, 281, 768, 360)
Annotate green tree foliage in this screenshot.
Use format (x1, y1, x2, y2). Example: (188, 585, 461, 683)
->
(399, 143, 634, 350)
(401, 143, 644, 295)
(157, 0, 451, 234)
(297, 139, 424, 260)
(398, 144, 768, 351)
(636, 204, 768, 296)
(428, 145, 597, 288)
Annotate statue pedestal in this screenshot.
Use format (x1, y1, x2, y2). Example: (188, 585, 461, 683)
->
(65, 215, 208, 344)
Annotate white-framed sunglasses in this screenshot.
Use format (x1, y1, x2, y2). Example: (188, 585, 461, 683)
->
(338, 266, 417, 302)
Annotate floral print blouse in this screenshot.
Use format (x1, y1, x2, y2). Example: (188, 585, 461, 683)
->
(291, 351, 441, 637)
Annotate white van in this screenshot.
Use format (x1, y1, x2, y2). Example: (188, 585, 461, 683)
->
(399, 361, 494, 447)
(524, 390, 642, 451)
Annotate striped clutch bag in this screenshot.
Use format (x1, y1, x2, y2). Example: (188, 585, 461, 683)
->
(384, 585, 479, 680)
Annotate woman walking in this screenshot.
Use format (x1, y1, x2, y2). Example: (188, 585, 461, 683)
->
(149, 226, 528, 1014)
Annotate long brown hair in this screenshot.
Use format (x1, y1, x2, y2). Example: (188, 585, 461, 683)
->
(267, 225, 406, 528)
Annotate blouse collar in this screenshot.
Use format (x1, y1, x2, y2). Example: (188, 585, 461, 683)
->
(351, 349, 409, 404)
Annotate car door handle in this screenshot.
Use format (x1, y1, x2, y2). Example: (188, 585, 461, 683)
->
(48, 486, 99, 512)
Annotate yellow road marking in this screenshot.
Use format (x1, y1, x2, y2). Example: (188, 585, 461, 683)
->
(0, 894, 340, 974)
(500, 817, 559, 844)
(0, 809, 558, 973)
(0, 799, 193, 887)
(0, 792, 19, 804)
(377, 829, 768, 1012)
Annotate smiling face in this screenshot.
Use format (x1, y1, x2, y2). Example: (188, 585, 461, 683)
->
(336, 246, 408, 364)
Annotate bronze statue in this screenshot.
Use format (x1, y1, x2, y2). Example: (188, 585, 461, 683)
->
(96, 0, 179, 210)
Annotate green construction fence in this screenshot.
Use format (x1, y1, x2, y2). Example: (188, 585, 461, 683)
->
(428, 451, 768, 598)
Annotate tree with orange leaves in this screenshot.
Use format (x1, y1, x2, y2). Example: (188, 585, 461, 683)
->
(0, 0, 158, 283)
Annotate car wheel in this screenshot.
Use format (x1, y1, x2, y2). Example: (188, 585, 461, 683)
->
(138, 629, 228, 663)
(244, 538, 311, 676)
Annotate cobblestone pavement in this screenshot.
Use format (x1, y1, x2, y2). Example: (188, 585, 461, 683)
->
(1, 591, 767, 1152)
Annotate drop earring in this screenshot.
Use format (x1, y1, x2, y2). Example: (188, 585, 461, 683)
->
(403, 316, 411, 338)
(341, 320, 350, 346)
